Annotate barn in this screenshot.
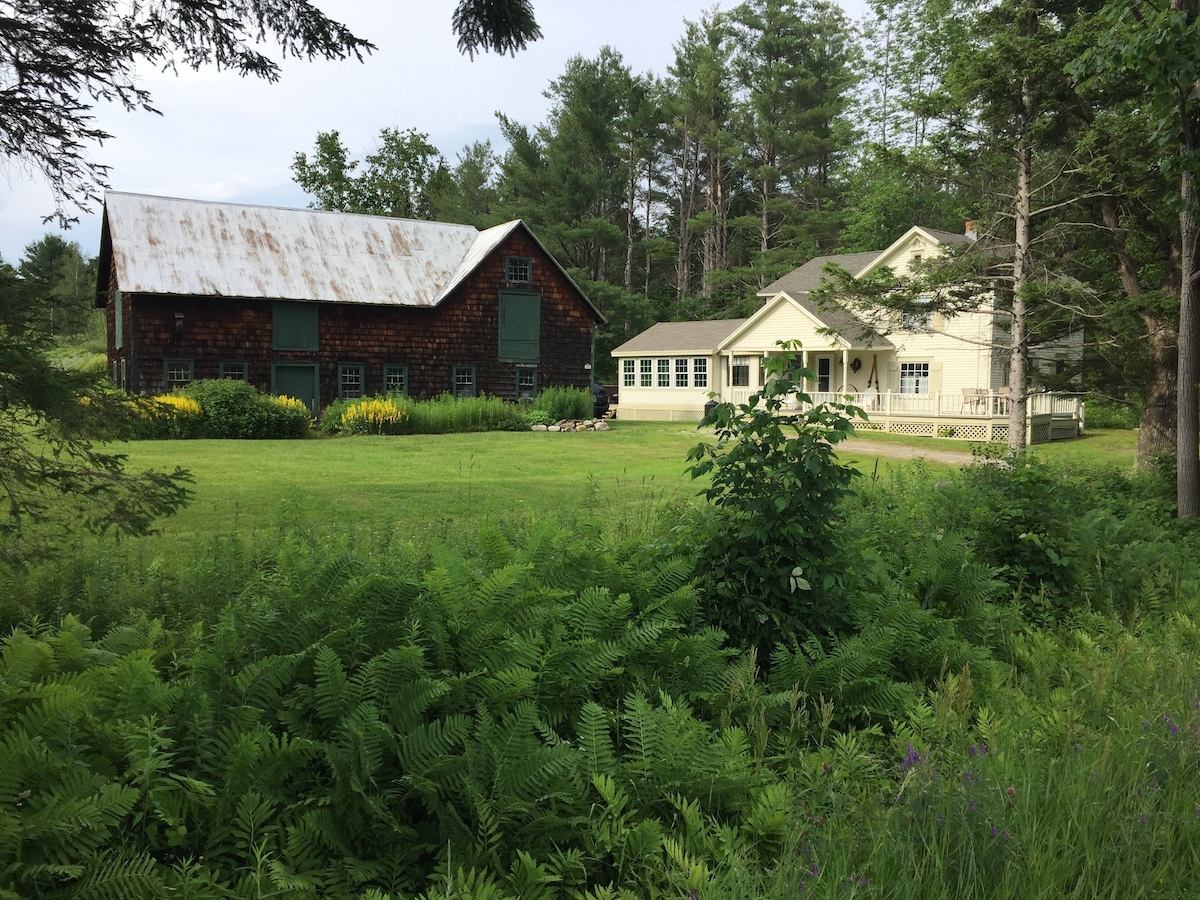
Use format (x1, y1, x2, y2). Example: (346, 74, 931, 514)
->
(96, 192, 604, 413)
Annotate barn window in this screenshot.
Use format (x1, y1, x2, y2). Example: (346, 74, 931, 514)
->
(454, 366, 476, 398)
(339, 363, 364, 400)
(273, 302, 319, 351)
(165, 360, 193, 391)
(498, 291, 540, 363)
(516, 368, 538, 401)
(384, 365, 408, 396)
(506, 256, 532, 283)
(220, 361, 248, 381)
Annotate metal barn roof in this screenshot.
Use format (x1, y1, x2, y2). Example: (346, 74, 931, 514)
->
(102, 192, 513, 307)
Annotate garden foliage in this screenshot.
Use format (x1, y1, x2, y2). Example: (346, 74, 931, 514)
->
(530, 385, 592, 421)
(133, 380, 311, 439)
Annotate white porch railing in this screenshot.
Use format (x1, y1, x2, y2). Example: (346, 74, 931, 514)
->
(719, 389, 1084, 443)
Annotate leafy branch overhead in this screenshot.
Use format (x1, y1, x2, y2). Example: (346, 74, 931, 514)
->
(1, 0, 542, 224)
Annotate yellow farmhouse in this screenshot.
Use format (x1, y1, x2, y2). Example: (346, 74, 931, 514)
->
(612, 226, 1084, 444)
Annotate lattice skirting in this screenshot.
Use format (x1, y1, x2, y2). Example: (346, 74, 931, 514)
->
(1030, 423, 1052, 444)
(887, 421, 935, 437)
(617, 407, 705, 422)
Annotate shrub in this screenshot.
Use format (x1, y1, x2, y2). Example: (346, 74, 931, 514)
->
(133, 393, 204, 439)
(525, 408, 555, 426)
(340, 396, 409, 435)
(1084, 397, 1138, 430)
(532, 384, 591, 420)
(263, 394, 312, 439)
(687, 341, 866, 650)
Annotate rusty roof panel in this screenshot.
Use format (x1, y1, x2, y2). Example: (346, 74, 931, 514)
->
(104, 192, 490, 307)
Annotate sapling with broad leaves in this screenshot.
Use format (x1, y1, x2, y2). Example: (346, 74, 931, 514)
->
(686, 341, 866, 652)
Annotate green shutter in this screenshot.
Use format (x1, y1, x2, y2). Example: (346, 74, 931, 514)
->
(113, 290, 123, 349)
(273, 302, 319, 350)
(498, 291, 540, 363)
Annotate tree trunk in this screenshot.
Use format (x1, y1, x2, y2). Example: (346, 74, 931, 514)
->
(1176, 0, 1200, 516)
(1100, 196, 1178, 467)
(1178, 162, 1199, 514)
(1142, 311, 1180, 467)
(1007, 117, 1032, 456)
(625, 137, 636, 293)
(676, 124, 696, 301)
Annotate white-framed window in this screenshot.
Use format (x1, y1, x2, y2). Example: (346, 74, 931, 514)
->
(657, 358, 670, 387)
(623, 359, 635, 388)
(675, 358, 689, 388)
(900, 361, 930, 395)
(693, 358, 708, 388)
(639, 358, 652, 387)
(731, 356, 750, 387)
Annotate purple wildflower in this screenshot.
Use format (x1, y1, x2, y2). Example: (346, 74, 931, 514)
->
(1006, 785, 1016, 796)
(968, 802, 977, 812)
(1140, 814, 1148, 825)
(810, 862, 819, 877)
(859, 876, 870, 887)
(902, 743, 923, 771)
(1165, 715, 1179, 736)
(992, 826, 999, 837)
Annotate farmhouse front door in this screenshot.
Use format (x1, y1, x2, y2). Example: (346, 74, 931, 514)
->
(272, 363, 319, 415)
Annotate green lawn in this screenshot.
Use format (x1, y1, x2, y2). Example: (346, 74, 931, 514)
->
(113, 423, 1138, 552)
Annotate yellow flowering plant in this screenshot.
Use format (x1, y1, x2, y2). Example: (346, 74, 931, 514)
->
(340, 397, 410, 435)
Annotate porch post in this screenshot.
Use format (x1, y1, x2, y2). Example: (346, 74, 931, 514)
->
(841, 348, 849, 395)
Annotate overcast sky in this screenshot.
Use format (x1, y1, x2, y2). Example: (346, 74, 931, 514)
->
(0, 0, 868, 263)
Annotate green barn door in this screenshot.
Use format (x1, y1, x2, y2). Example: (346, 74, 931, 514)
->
(273, 363, 319, 415)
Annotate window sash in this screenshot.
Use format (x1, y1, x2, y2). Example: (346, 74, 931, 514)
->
(516, 369, 537, 401)
(384, 365, 408, 396)
(339, 364, 364, 400)
(622, 359, 635, 388)
(164, 360, 193, 391)
(731, 356, 750, 387)
(675, 358, 689, 388)
(505, 255, 532, 283)
(657, 358, 670, 388)
(899, 362, 930, 395)
(220, 361, 248, 381)
(693, 358, 708, 388)
(454, 366, 476, 398)
(639, 359, 652, 387)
